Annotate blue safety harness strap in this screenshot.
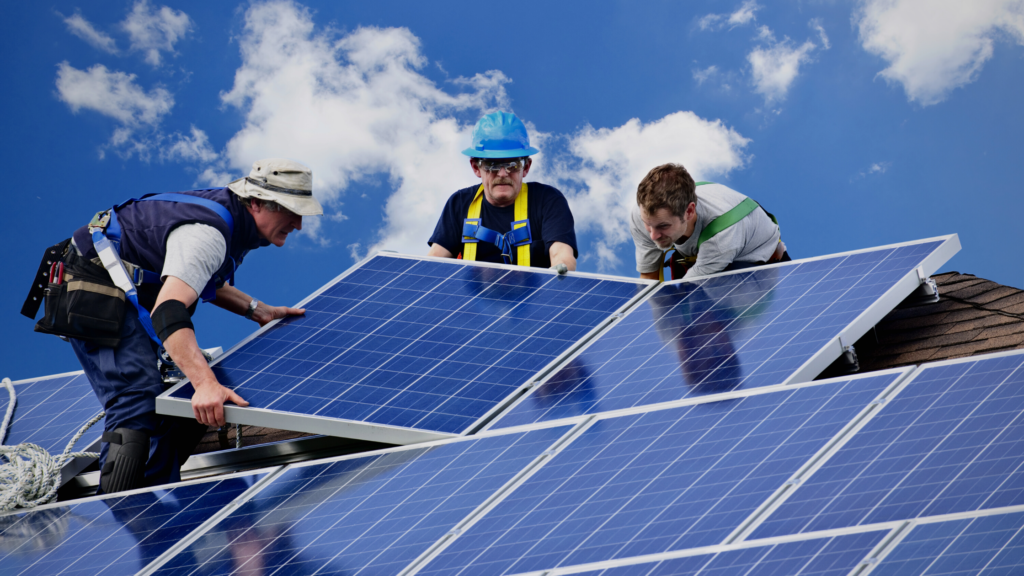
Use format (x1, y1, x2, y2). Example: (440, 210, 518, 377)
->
(92, 229, 164, 346)
(461, 219, 532, 265)
(94, 193, 237, 346)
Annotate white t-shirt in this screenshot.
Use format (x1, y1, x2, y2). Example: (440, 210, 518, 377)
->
(161, 223, 227, 297)
(631, 183, 780, 278)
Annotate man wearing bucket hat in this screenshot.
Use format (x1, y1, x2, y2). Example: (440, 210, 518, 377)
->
(427, 111, 578, 272)
(22, 158, 321, 493)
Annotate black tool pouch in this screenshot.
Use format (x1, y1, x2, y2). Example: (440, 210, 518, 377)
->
(32, 245, 127, 348)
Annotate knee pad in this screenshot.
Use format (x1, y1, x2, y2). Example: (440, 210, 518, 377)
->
(100, 428, 150, 493)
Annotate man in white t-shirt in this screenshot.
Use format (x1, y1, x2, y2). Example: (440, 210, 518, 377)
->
(631, 163, 788, 281)
(30, 158, 322, 493)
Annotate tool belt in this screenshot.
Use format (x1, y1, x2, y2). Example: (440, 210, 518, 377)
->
(23, 239, 127, 347)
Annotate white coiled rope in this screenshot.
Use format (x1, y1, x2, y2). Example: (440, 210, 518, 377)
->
(0, 377, 104, 512)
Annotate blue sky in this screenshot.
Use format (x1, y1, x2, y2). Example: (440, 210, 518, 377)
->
(3, 0, 1022, 381)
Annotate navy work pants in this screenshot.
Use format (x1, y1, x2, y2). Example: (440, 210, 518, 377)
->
(70, 305, 207, 492)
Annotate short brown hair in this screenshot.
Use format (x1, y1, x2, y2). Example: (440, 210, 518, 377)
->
(636, 163, 696, 218)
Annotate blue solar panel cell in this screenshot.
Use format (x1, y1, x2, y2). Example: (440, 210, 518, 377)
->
(574, 530, 887, 576)
(873, 512, 1024, 576)
(161, 255, 647, 438)
(1, 371, 100, 456)
(492, 240, 950, 429)
(753, 352, 1024, 538)
(152, 425, 570, 575)
(419, 373, 901, 576)
(0, 474, 262, 576)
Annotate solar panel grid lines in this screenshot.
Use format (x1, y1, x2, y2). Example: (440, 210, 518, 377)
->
(1, 370, 100, 455)
(486, 364, 914, 439)
(722, 368, 919, 546)
(156, 253, 652, 442)
(401, 417, 598, 576)
(751, 349, 1024, 540)
(0, 370, 103, 486)
(527, 530, 893, 576)
(488, 236, 959, 430)
(0, 468, 272, 576)
(135, 468, 287, 576)
(508, 505, 1024, 576)
(148, 423, 575, 576)
(866, 508, 1024, 576)
(415, 372, 904, 576)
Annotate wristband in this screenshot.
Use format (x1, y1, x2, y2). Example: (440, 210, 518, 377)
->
(244, 298, 258, 320)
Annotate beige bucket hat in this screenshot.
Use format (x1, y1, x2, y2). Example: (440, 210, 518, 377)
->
(227, 158, 323, 216)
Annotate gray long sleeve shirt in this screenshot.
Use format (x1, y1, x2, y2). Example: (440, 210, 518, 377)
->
(631, 183, 780, 278)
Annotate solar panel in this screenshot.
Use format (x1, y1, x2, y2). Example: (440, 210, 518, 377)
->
(489, 236, 958, 430)
(417, 371, 904, 575)
(1, 371, 102, 485)
(872, 510, 1024, 575)
(148, 425, 571, 575)
(157, 254, 651, 444)
(0, 471, 266, 576)
(752, 349, 1024, 539)
(566, 530, 889, 575)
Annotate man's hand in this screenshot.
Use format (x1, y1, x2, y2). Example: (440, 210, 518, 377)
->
(251, 303, 305, 327)
(550, 263, 569, 275)
(191, 380, 249, 427)
(212, 285, 305, 327)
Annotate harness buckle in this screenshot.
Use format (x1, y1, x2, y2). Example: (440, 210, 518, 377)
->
(462, 218, 481, 243)
(507, 219, 532, 247)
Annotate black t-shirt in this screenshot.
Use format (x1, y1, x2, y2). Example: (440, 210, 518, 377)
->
(428, 182, 578, 268)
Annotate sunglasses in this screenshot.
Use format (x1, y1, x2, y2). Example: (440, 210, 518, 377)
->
(477, 158, 528, 173)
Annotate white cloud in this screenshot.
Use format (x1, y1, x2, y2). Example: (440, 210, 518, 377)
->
(699, 0, 761, 31)
(748, 26, 820, 104)
(693, 65, 719, 85)
(546, 113, 751, 271)
(61, 11, 118, 54)
(55, 61, 174, 159)
(163, 126, 217, 163)
(217, 0, 508, 248)
(856, 0, 1024, 106)
(810, 18, 831, 50)
(55, 61, 172, 125)
(201, 0, 751, 269)
(728, 0, 762, 27)
(868, 161, 890, 174)
(121, 0, 192, 66)
(852, 160, 892, 181)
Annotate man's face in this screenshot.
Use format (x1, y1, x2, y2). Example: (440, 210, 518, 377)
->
(251, 201, 303, 247)
(471, 157, 531, 207)
(640, 204, 696, 249)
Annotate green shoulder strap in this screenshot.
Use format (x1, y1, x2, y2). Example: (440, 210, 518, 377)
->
(693, 181, 779, 247)
(697, 197, 759, 247)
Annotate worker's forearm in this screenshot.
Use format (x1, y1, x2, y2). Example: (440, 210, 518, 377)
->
(640, 271, 660, 281)
(549, 242, 577, 271)
(163, 328, 217, 391)
(211, 285, 253, 316)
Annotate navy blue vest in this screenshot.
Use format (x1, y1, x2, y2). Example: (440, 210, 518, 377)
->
(72, 188, 268, 310)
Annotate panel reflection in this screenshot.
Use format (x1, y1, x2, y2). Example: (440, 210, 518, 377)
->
(0, 475, 260, 576)
(153, 426, 568, 575)
(495, 241, 943, 427)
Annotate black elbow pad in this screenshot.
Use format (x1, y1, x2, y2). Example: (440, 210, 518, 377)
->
(152, 300, 194, 342)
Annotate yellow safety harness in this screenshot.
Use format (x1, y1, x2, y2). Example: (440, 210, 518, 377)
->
(462, 183, 531, 267)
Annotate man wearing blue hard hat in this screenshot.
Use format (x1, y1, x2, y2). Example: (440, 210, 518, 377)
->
(427, 111, 578, 273)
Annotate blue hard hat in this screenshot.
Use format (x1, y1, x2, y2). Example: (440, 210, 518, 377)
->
(462, 111, 540, 159)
